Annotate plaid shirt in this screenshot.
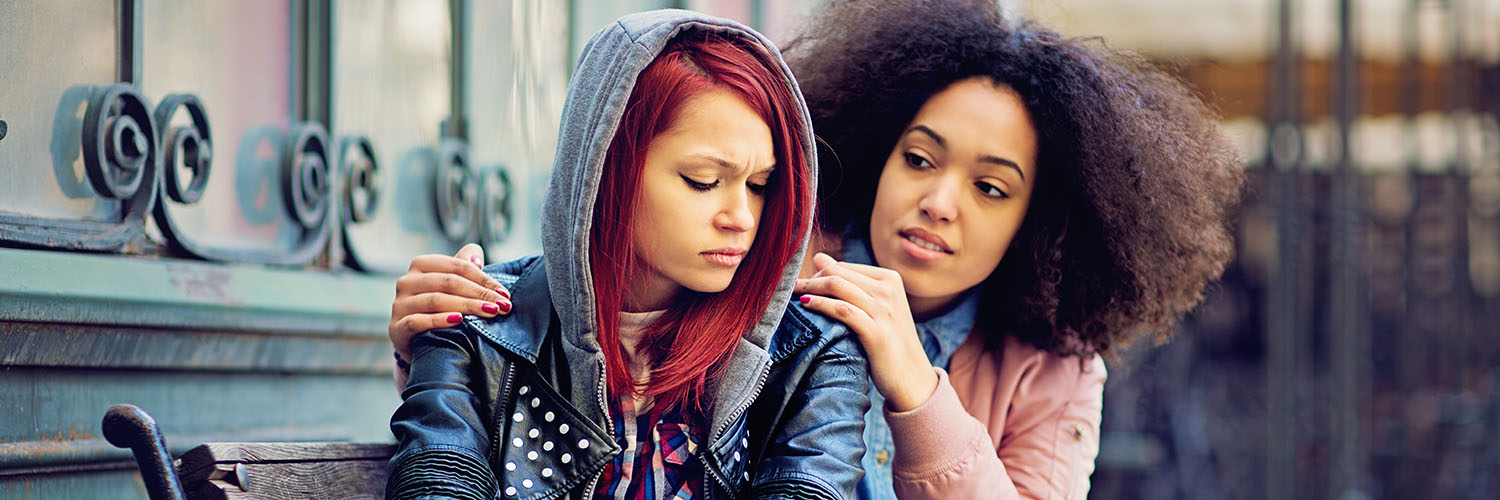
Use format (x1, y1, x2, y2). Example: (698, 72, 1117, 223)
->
(594, 395, 704, 500)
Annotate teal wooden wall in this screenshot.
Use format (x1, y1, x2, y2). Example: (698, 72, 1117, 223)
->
(0, 248, 397, 498)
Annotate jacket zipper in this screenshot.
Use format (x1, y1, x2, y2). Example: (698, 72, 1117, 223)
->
(490, 362, 518, 468)
(703, 364, 771, 498)
(582, 359, 614, 497)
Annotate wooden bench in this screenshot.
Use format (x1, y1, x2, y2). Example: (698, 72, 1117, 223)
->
(102, 405, 395, 500)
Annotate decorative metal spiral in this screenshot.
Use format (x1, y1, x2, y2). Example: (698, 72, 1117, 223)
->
(340, 136, 380, 224)
(434, 139, 476, 242)
(282, 124, 332, 230)
(0, 82, 162, 251)
(153, 94, 213, 205)
(82, 83, 158, 201)
(480, 166, 512, 245)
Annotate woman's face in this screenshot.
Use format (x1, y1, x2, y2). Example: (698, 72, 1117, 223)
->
(867, 77, 1038, 316)
(629, 88, 776, 310)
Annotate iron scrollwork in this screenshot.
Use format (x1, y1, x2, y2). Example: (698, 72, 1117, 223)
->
(282, 124, 333, 232)
(0, 83, 159, 251)
(150, 93, 215, 259)
(338, 135, 381, 272)
(434, 139, 477, 244)
(80, 83, 160, 245)
(155, 94, 213, 205)
(149, 95, 333, 266)
(5, 83, 518, 272)
(478, 166, 512, 249)
(341, 136, 380, 224)
(270, 122, 337, 265)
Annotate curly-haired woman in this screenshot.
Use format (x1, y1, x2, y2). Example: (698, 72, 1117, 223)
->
(388, 1, 1242, 498)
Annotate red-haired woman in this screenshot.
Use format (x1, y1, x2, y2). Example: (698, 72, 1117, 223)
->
(386, 11, 868, 500)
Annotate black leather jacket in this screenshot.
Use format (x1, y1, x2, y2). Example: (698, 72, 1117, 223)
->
(388, 257, 870, 499)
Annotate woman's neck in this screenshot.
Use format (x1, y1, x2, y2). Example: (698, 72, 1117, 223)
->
(623, 273, 680, 312)
(907, 293, 960, 321)
(797, 226, 847, 279)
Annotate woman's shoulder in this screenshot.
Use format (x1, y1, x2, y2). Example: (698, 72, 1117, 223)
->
(955, 334, 1106, 408)
(480, 254, 545, 287)
(770, 302, 863, 361)
(467, 254, 554, 355)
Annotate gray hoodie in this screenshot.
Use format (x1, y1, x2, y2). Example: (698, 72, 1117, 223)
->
(540, 9, 815, 434)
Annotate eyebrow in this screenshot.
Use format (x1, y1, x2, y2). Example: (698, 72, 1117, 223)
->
(908, 125, 1026, 182)
(690, 153, 776, 175)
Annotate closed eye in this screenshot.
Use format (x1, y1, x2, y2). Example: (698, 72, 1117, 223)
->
(682, 175, 719, 191)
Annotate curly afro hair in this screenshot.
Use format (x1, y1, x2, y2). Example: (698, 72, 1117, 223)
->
(782, 0, 1244, 358)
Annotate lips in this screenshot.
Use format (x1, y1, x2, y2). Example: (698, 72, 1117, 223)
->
(701, 247, 747, 267)
(899, 228, 953, 254)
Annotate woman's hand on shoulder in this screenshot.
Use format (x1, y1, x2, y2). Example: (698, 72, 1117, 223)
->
(793, 252, 938, 412)
(390, 243, 512, 360)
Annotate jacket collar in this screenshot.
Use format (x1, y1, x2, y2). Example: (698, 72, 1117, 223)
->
(465, 259, 553, 364)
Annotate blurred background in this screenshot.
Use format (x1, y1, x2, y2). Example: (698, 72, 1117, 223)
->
(1, 0, 1497, 498)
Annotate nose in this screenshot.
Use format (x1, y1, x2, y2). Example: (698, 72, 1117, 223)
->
(917, 176, 959, 223)
(715, 189, 757, 233)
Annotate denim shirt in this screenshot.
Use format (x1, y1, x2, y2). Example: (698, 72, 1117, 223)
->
(843, 238, 978, 500)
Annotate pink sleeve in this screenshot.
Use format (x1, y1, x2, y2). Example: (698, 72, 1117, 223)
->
(998, 357, 1105, 500)
(885, 368, 1021, 499)
(886, 362, 1106, 500)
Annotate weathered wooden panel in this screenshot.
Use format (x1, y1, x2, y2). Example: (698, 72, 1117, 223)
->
(0, 469, 150, 500)
(176, 442, 394, 500)
(0, 367, 399, 498)
(0, 247, 391, 337)
(211, 460, 387, 500)
(0, 322, 388, 373)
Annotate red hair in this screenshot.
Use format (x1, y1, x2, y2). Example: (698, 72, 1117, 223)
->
(589, 31, 812, 415)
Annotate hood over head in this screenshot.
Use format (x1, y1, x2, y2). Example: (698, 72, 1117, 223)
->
(541, 10, 816, 364)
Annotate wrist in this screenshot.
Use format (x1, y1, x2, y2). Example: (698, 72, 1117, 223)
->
(883, 367, 939, 412)
(394, 349, 411, 374)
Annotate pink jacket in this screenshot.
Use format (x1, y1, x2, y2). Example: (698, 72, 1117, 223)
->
(884, 331, 1107, 499)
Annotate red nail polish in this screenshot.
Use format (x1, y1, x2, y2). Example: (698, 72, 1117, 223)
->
(470, 256, 481, 267)
(482, 303, 500, 314)
(496, 287, 511, 299)
(446, 313, 462, 324)
(799, 295, 811, 304)
(498, 301, 512, 313)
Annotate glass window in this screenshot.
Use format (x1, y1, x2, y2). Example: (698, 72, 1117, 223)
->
(0, 1, 120, 221)
(141, 0, 299, 254)
(335, 0, 455, 272)
(468, 0, 570, 261)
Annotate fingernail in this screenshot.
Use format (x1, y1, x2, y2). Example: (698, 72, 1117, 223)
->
(498, 300, 512, 313)
(446, 313, 462, 324)
(496, 287, 511, 299)
(470, 256, 481, 267)
(798, 295, 811, 304)
(482, 303, 500, 314)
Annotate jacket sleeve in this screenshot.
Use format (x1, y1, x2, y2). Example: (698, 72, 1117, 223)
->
(885, 366, 1105, 500)
(748, 332, 871, 500)
(387, 327, 500, 500)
